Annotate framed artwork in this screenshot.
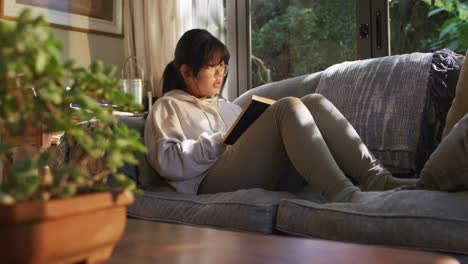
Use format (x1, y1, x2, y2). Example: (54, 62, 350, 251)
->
(0, 0, 123, 38)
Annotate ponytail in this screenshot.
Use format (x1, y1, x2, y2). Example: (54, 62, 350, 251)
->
(162, 61, 186, 95)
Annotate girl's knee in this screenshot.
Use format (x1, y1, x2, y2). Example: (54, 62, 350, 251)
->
(302, 93, 326, 102)
(271, 97, 306, 119)
(275, 97, 303, 109)
(301, 93, 329, 107)
(301, 93, 332, 113)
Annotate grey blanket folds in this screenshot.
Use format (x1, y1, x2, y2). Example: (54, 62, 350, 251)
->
(316, 53, 433, 174)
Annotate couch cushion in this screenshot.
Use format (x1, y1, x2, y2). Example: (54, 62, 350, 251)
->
(128, 188, 296, 234)
(276, 190, 468, 254)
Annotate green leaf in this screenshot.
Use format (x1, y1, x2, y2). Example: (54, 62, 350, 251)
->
(428, 7, 446, 17)
(58, 185, 77, 198)
(35, 50, 47, 73)
(112, 173, 129, 186)
(90, 61, 104, 74)
(40, 82, 63, 104)
(0, 9, 148, 203)
(133, 188, 143, 195)
(0, 142, 15, 153)
(457, 22, 468, 47)
(69, 168, 85, 184)
(440, 21, 458, 39)
(446, 39, 460, 51)
(37, 150, 51, 167)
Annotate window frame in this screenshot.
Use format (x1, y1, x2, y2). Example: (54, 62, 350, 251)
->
(356, 0, 390, 59)
(223, 0, 251, 101)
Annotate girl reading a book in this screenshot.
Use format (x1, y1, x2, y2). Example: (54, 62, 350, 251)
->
(145, 29, 467, 202)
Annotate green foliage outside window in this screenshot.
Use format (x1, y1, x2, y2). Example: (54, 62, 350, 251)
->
(251, 0, 467, 88)
(390, 0, 467, 54)
(251, 0, 355, 88)
(425, 0, 468, 52)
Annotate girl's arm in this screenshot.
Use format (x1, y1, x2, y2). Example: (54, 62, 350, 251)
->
(145, 100, 226, 181)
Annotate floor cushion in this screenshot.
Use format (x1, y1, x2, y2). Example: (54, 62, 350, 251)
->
(276, 190, 468, 254)
(128, 188, 296, 233)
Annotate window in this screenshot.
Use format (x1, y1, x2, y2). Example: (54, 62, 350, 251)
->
(192, 0, 227, 42)
(251, 0, 357, 88)
(191, 0, 236, 100)
(217, 0, 467, 100)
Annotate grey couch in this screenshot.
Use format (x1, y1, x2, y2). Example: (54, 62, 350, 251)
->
(120, 51, 468, 262)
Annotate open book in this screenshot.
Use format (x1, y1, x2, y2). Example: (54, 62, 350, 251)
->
(224, 95, 276, 145)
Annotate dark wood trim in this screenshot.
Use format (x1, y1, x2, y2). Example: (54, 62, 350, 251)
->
(371, 0, 389, 57)
(356, 0, 389, 59)
(356, 0, 372, 59)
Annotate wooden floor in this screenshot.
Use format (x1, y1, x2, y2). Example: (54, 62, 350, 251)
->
(108, 218, 459, 264)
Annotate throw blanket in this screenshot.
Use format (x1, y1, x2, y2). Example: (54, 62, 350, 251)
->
(316, 53, 433, 174)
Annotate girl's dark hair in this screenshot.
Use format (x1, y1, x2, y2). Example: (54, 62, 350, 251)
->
(162, 29, 230, 95)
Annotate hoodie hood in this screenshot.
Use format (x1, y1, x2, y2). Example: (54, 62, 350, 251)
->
(165, 89, 221, 107)
(163, 89, 241, 134)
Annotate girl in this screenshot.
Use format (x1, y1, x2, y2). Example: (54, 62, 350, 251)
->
(144, 29, 467, 202)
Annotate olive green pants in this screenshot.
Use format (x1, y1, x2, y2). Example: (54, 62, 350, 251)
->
(199, 94, 419, 202)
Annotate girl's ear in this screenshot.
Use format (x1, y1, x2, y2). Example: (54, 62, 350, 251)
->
(179, 64, 193, 80)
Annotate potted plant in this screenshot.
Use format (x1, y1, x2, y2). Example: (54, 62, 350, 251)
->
(0, 10, 147, 264)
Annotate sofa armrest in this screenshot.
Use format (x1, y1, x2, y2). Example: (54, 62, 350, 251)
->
(233, 71, 322, 108)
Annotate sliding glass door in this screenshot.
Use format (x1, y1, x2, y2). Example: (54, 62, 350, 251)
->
(250, 0, 357, 87)
(193, 0, 467, 99)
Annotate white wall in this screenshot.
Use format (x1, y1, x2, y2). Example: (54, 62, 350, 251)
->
(1, 18, 125, 74)
(50, 27, 125, 73)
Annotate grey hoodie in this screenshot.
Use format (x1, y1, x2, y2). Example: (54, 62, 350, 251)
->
(144, 89, 242, 194)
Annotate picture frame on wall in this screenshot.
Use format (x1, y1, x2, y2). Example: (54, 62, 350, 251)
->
(0, 0, 123, 38)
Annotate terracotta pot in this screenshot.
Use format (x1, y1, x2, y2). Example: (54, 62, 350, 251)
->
(0, 191, 134, 264)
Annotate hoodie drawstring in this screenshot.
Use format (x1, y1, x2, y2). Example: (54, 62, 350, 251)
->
(197, 95, 229, 132)
(166, 90, 230, 133)
(216, 99, 229, 132)
(196, 100, 217, 132)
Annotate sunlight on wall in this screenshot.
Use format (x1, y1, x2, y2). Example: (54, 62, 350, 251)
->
(0, 17, 125, 75)
(50, 27, 125, 74)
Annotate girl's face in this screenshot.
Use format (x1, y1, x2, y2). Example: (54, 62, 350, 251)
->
(182, 52, 228, 99)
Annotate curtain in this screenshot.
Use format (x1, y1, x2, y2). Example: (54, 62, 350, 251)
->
(124, 0, 226, 97)
(124, 0, 192, 97)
